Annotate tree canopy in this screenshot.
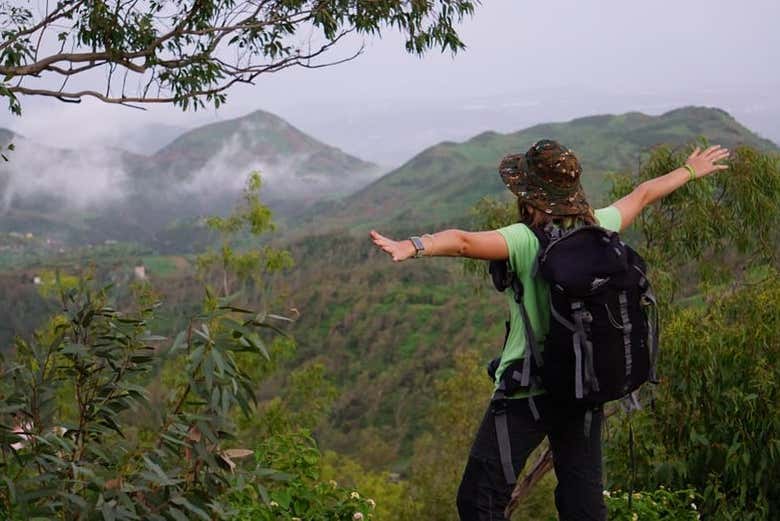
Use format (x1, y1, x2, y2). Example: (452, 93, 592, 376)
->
(0, 0, 477, 114)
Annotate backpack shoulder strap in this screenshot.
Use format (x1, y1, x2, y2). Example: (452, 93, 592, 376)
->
(529, 225, 551, 250)
(489, 259, 511, 293)
(529, 225, 553, 277)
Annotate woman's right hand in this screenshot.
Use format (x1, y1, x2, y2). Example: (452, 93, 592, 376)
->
(685, 145, 730, 178)
(370, 230, 416, 262)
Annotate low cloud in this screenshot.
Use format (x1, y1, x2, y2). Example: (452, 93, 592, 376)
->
(0, 118, 381, 223)
(0, 137, 130, 214)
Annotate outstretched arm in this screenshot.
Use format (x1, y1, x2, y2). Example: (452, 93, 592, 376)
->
(613, 145, 730, 231)
(369, 229, 509, 262)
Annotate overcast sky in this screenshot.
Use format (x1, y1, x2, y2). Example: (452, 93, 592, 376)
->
(2, 0, 779, 166)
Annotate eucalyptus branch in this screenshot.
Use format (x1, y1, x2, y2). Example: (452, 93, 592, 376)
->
(0, 0, 476, 112)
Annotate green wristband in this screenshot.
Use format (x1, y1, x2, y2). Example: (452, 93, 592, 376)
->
(683, 163, 697, 181)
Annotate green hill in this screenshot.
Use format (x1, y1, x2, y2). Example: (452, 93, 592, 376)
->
(147, 109, 378, 201)
(311, 106, 778, 233)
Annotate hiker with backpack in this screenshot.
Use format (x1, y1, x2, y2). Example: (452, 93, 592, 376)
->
(369, 140, 729, 521)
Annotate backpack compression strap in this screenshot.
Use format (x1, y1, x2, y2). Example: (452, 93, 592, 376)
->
(510, 276, 544, 380)
(490, 263, 545, 486)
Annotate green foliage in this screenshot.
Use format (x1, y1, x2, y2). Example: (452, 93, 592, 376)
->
(272, 231, 508, 465)
(241, 361, 339, 443)
(35, 269, 81, 298)
(230, 430, 376, 521)
(393, 349, 559, 521)
(399, 349, 493, 520)
(605, 488, 701, 520)
(601, 144, 780, 519)
(321, 450, 410, 521)
(605, 274, 780, 520)
(391, 348, 559, 521)
(197, 172, 294, 296)
(230, 362, 378, 521)
(0, 278, 288, 519)
(608, 144, 780, 303)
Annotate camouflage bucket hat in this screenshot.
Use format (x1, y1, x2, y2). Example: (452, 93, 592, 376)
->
(498, 139, 590, 216)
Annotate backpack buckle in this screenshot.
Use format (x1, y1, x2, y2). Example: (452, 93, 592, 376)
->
(490, 395, 509, 415)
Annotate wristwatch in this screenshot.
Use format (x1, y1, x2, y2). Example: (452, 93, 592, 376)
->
(409, 236, 425, 258)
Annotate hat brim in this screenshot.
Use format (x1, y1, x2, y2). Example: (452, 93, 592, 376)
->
(499, 154, 591, 216)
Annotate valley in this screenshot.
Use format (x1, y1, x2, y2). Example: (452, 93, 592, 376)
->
(2, 104, 778, 469)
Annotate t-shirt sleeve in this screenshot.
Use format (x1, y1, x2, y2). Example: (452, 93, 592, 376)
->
(496, 223, 536, 274)
(595, 206, 622, 232)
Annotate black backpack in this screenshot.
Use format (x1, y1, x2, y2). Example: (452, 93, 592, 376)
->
(489, 224, 659, 406)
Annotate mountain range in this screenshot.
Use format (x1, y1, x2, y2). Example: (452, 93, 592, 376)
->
(1, 106, 776, 250)
(0, 110, 379, 247)
(307, 106, 778, 234)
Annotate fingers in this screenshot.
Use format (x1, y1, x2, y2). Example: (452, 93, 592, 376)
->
(370, 229, 402, 260)
(706, 145, 726, 157)
(370, 230, 389, 247)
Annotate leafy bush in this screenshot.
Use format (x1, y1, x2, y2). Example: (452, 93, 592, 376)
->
(0, 280, 287, 519)
(605, 275, 780, 519)
(605, 488, 701, 520)
(230, 430, 375, 521)
(602, 145, 780, 519)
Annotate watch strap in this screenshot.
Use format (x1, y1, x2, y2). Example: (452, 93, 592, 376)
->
(409, 236, 425, 258)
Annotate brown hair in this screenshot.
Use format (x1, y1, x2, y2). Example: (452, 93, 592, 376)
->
(517, 200, 596, 229)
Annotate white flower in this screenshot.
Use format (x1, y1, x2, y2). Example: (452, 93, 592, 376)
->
(329, 479, 338, 488)
(632, 513, 638, 521)
(269, 501, 279, 508)
(602, 490, 611, 497)
(350, 491, 360, 500)
(691, 502, 697, 510)
(353, 513, 364, 520)
(367, 498, 376, 509)
(292, 518, 301, 521)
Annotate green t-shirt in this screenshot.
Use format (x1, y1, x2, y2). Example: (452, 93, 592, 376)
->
(494, 206, 622, 398)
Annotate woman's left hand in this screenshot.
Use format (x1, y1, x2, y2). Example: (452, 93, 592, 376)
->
(685, 145, 730, 178)
(370, 230, 416, 262)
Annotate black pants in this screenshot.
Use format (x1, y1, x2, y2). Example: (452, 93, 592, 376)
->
(456, 394, 606, 521)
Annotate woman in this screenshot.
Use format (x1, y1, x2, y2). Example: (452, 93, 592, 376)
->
(369, 139, 730, 521)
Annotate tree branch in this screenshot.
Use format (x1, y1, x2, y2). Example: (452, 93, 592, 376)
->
(0, 0, 475, 112)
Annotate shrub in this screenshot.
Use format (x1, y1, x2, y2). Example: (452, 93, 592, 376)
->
(230, 430, 375, 521)
(605, 488, 701, 520)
